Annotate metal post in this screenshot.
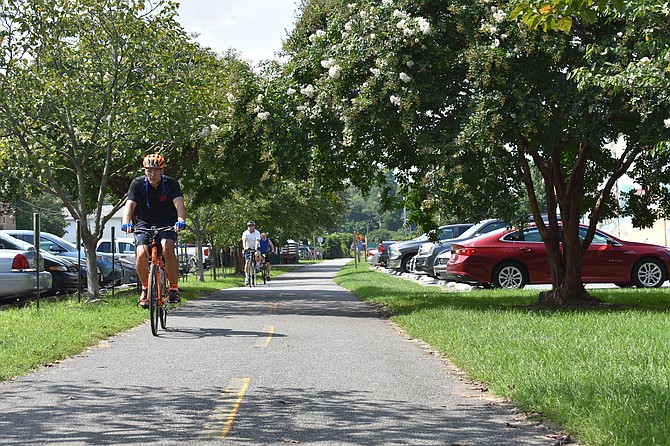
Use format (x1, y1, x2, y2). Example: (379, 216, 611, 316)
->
(111, 226, 115, 296)
(76, 220, 81, 303)
(34, 213, 40, 309)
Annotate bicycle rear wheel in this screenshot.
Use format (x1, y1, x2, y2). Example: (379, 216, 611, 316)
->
(148, 264, 159, 336)
(261, 264, 267, 284)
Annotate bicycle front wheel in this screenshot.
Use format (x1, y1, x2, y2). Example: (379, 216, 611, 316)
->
(148, 264, 159, 337)
(159, 269, 168, 329)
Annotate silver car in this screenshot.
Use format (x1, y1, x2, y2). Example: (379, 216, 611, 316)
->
(0, 248, 52, 299)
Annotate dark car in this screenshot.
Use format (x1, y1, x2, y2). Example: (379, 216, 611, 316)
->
(446, 225, 670, 289)
(0, 231, 81, 296)
(413, 219, 508, 277)
(387, 224, 473, 273)
(376, 241, 396, 267)
(3, 230, 122, 286)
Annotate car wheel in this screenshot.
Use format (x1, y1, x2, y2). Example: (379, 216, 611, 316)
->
(632, 258, 667, 288)
(492, 261, 528, 289)
(400, 255, 412, 273)
(189, 257, 198, 272)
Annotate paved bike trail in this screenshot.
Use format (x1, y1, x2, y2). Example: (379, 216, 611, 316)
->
(0, 259, 559, 445)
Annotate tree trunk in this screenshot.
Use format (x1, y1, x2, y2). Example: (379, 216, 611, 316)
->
(81, 236, 101, 301)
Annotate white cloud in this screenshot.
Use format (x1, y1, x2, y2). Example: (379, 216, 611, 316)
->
(176, 0, 298, 64)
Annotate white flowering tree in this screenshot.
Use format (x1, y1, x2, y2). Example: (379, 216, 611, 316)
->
(283, 0, 670, 306)
(0, 0, 219, 299)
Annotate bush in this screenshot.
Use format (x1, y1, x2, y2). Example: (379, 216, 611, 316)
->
(322, 232, 354, 259)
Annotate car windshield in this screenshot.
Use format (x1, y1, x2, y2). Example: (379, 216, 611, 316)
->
(457, 221, 501, 239)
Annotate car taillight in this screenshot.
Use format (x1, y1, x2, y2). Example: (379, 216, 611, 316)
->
(204, 248, 209, 256)
(456, 248, 477, 257)
(368, 251, 374, 257)
(12, 254, 30, 270)
(378, 244, 384, 253)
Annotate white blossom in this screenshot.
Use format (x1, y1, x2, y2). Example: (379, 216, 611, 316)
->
(256, 94, 264, 103)
(665, 118, 670, 128)
(491, 38, 500, 48)
(257, 111, 270, 121)
(640, 57, 651, 64)
(370, 67, 381, 76)
(301, 84, 316, 98)
(308, 29, 326, 43)
(287, 87, 297, 95)
(492, 7, 506, 23)
(400, 72, 411, 83)
(321, 58, 335, 68)
(345, 21, 353, 31)
(390, 95, 401, 106)
(226, 93, 235, 102)
(416, 17, 431, 34)
(329, 65, 342, 79)
(210, 124, 220, 133)
(406, 60, 414, 68)
(382, 0, 392, 5)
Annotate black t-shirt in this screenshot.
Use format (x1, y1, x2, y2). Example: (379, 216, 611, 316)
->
(128, 175, 183, 225)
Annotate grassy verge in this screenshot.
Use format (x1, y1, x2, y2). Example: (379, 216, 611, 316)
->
(335, 262, 670, 446)
(0, 266, 293, 381)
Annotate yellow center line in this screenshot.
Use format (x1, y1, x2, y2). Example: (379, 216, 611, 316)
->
(254, 324, 275, 348)
(220, 377, 251, 438)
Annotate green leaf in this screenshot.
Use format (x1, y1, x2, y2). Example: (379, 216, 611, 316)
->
(510, 4, 527, 20)
(556, 16, 573, 32)
(611, 0, 625, 11)
(579, 8, 597, 23)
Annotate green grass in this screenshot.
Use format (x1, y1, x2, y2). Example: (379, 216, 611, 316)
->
(335, 262, 670, 446)
(0, 266, 292, 381)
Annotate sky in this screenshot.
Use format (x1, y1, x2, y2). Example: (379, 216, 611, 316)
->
(175, 0, 300, 65)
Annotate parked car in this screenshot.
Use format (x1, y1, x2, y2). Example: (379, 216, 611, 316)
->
(413, 219, 509, 277)
(376, 241, 396, 267)
(3, 230, 123, 286)
(446, 225, 670, 289)
(0, 247, 52, 300)
(387, 224, 473, 273)
(96, 237, 137, 262)
(0, 232, 80, 296)
(366, 248, 380, 266)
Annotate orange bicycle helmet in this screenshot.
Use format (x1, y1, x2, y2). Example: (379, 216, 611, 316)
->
(143, 153, 166, 169)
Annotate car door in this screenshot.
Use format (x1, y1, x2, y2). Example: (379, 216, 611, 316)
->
(580, 228, 630, 282)
(502, 227, 552, 283)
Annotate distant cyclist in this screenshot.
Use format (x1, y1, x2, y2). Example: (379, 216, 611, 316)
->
(241, 221, 261, 285)
(257, 232, 275, 279)
(121, 153, 187, 308)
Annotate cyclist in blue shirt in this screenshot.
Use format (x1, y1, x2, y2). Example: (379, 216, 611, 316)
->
(257, 232, 275, 279)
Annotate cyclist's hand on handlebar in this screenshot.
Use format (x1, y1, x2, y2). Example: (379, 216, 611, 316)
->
(174, 221, 186, 232)
(121, 223, 132, 234)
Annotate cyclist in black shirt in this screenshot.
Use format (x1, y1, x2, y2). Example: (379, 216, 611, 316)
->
(121, 153, 187, 308)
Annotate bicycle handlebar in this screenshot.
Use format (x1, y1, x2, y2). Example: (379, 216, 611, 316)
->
(133, 226, 176, 234)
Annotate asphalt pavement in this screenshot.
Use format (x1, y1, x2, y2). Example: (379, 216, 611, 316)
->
(0, 259, 562, 445)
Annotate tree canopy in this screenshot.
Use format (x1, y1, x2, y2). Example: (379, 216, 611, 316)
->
(281, 0, 670, 305)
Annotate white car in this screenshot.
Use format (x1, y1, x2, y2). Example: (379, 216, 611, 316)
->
(366, 248, 380, 266)
(96, 237, 136, 262)
(0, 248, 52, 299)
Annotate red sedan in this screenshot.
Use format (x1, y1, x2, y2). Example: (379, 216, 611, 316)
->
(446, 225, 670, 289)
